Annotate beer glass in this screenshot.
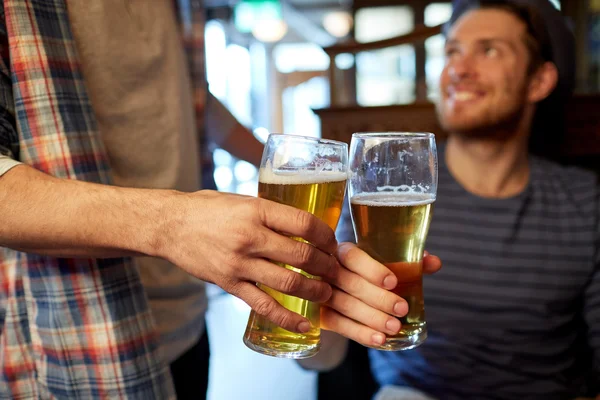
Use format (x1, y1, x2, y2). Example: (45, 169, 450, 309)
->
(243, 134, 348, 359)
(348, 132, 437, 350)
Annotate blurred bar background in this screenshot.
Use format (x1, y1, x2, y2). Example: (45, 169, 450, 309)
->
(203, 1, 599, 399)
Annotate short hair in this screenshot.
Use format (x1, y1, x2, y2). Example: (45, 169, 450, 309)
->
(450, 1, 553, 75)
(445, 0, 574, 159)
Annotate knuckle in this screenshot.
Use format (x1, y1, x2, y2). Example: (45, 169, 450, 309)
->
(295, 210, 315, 234)
(275, 312, 293, 331)
(231, 232, 268, 256)
(253, 198, 268, 221)
(230, 202, 265, 250)
(293, 243, 314, 266)
(336, 245, 357, 270)
(253, 296, 277, 318)
(345, 245, 362, 262)
(345, 245, 368, 270)
(230, 228, 253, 251)
(221, 279, 240, 294)
(247, 230, 269, 253)
(368, 310, 382, 328)
(345, 274, 362, 294)
(278, 271, 303, 294)
(222, 252, 245, 274)
(377, 290, 392, 308)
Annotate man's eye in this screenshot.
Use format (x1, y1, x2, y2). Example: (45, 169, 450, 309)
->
(484, 47, 498, 57)
(445, 48, 458, 58)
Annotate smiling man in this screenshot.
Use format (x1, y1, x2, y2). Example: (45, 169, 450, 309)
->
(300, 1, 599, 399)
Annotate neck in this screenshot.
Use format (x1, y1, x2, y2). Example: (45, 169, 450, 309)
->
(445, 132, 530, 199)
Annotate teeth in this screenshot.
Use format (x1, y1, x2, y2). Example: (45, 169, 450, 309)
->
(454, 92, 476, 101)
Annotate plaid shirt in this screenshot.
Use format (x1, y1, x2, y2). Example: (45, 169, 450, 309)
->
(0, 0, 207, 398)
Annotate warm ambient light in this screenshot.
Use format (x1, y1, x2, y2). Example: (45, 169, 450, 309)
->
(252, 19, 288, 42)
(322, 11, 353, 38)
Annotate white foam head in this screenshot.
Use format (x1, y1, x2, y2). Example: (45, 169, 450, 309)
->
(259, 168, 348, 185)
(351, 192, 435, 207)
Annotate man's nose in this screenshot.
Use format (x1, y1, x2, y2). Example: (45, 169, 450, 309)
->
(448, 55, 476, 80)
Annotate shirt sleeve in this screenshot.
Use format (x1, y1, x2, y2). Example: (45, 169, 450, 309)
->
(0, 154, 21, 176)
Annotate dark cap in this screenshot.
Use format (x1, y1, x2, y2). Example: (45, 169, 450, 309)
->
(445, 0, 575, 101)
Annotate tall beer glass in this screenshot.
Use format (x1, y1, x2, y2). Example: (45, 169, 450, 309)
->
(243, 134, 348, 358)
(348, 132, 437, 350)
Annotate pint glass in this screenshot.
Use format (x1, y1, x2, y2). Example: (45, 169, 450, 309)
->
(348, 132, 437, 350)
(243, 134, 348, 358)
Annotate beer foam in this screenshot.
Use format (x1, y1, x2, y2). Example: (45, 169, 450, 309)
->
(351, 192, 435, 207)
(259, 168, 348, 185)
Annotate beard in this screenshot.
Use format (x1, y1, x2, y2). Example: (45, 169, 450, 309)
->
(436, 87, 529, 142)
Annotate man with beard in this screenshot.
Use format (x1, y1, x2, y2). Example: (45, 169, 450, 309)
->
(300, 1, 599, 399)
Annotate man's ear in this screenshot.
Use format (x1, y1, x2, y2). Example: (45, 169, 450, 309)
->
(527, 61, 559, 103)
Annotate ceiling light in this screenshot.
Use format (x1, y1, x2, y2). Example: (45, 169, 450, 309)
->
(252, 19, 288, 43)
(323, 11, 353, 38)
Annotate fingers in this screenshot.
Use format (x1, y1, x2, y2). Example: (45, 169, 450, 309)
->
(336, 242, 397, 290)
(423, 251, 442, 275)
(241, 259, 332, 303)
(257, 199, 338, 255)
(257, 231, 340, 280)
(337, 243, 442, 280)
(319, 243, 408, 348)
(321, 307, 387, 348)
(229, 281, 310, 333)
(325, 288, 400, 336)
(330, 266, 407, 317)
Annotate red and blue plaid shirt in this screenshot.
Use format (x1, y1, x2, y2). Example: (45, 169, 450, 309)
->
(0, 1, 207, 398)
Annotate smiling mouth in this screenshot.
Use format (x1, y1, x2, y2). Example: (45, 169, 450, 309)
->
(448, 90, 484, 103)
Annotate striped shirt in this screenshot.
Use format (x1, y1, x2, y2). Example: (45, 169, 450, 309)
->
(369, 147, 600, 399)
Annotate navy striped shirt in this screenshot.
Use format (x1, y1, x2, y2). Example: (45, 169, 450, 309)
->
(367, 150, 600, 399)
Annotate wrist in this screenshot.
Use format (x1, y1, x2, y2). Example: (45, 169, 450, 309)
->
(140, 189, 187, 260)
(146, 189, 218, 262)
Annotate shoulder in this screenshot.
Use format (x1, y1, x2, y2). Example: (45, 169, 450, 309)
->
(532, 157, 597, 186)
(530, 156, 599, 214)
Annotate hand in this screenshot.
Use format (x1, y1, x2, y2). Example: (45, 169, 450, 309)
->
(320, 243, 442, 347)
(158, 190, 340, 334)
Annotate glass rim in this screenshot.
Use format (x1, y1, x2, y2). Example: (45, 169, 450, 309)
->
(352, 132, 435, 139)
(268, 133, 347, 147)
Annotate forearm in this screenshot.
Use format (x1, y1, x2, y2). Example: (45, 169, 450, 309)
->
(205, 93, 263, 167)
(297, 331, 349, 371)
(0, 164, 176, 258)
(0, 163, 352, 336)
(219, 123, 263, 167)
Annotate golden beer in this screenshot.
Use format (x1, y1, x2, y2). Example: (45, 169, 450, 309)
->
(243, 170, 347, 358)
(350, 192, 434, 350)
